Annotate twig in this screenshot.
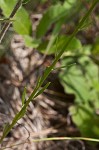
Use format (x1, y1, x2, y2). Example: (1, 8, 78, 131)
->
(0, 0, 22, 43)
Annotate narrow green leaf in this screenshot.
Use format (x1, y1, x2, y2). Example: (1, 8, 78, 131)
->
(34, 82, 51, 98)
(3, 123, 10, 135)
(53, 63, 76, 70)
(44, 19, 64, 56)
(17, 107, 27, 120)
(22, 0, 30, 4)
(39, 67, 52, 85)
(22, 87, 26, 106)
(36, 76, 42, 89)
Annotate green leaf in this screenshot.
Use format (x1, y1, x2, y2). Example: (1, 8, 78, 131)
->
(44, 19, 65, 56)
(0, 0, 32, 35)
(36, 0, 80, 38)
(91, 37, 99, 65)
(22, 87, 26, 106)
(34, 82, 51, 98)
(59, 55, 98, 103)
(18, 109, 26, 120)
(53, 63, 76, 70)
(14, 8, 32, 35)
(22, 0, 30, 4)
(78, 17, 92, 31)
(69, 104, 99, 138)
(36, 3, 65, 38)
(37, 35, 82, 55)
(35, 77, 42, 89)
(0, 0, 16, 15)
(23, 35, 41, 48)
(40, 67, 52, 85)
(3, 123, 10, 135)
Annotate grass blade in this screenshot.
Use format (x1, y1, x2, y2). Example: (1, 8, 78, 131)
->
(22, 87, 26, 106)
(34, 82, 51, 98)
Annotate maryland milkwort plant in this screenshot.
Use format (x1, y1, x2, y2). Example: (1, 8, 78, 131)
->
(0, 0, 99, 145)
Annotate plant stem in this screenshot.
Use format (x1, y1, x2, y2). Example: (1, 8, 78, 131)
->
(0, 0, 22, 43)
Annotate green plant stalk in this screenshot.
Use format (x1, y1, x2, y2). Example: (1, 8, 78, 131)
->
(31, 136, 99, 142)
(0, 0, 22, 43)
(0, 0, 98, 144)
(2, 136, 99, 150)
(0, 18, 14, 23)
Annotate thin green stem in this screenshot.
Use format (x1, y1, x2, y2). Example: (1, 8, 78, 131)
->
(1, 136, 99, 149)
(0, 0, 98, 145)
(31, 136, 99, 142)
(0, 0, 22, 43)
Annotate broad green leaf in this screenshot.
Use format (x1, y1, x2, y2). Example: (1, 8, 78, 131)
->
(0, 0, 32, 35)
(69, 104, 99, 138)
(36, 3, 65, 38)
(36, 0, 80, 38)
(59, 55, 98, 103)
(37, 35, 82, 55)
(22, 87, 26, 106)
(0, 0, 16, 15)
(23, 35, 41, 48)
(91, 38, 99, 55)
(91, 37, 99, 65)
(59, 45, 99, 138)
(60, 68, 90, 102)
(13, 8, 32, 35)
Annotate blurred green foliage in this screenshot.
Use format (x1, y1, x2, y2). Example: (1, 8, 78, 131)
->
(59, 45, 99, 138)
